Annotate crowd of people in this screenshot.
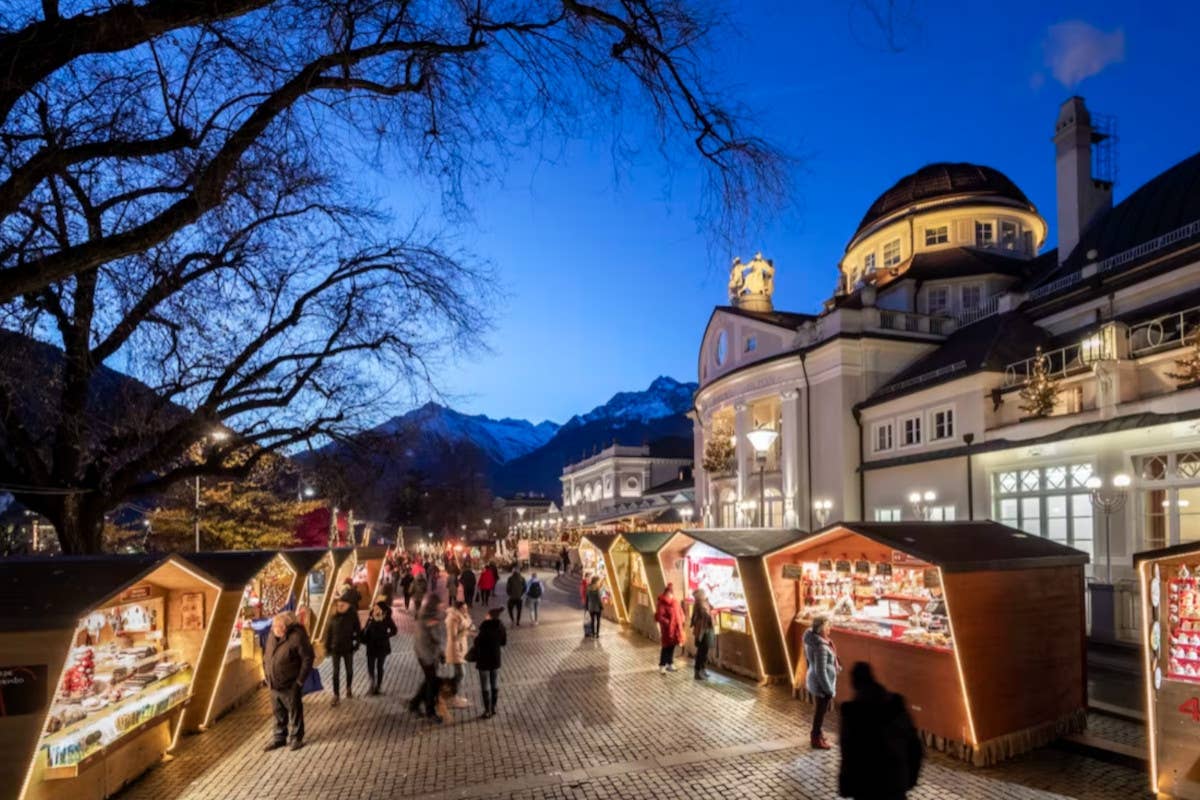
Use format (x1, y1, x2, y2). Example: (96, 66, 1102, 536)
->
(260, 547, 924, 799)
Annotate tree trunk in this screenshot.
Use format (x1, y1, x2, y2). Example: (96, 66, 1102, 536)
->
(25, 491, 106, 554)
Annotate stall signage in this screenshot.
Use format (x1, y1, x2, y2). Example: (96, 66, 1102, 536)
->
(122, 584, 153, 601)
(854, 560, 871, 575)
(686, 555, 744, 611)
(891, 550, 925, 567)
(781, 564, 804, 580)
(0, 665, 48, 717)
(1180, 697, 1200, 722)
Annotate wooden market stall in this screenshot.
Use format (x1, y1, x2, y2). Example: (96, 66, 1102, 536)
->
(765, 521, 1088, 765)
(0, 554, 221, 800)
(178, 551, 296, 734)
(1136, 540, 1200, 800)
(661, 529, 802, 684)
(285, 548, 336, 638)
(615, 532, 674, 641)
(578, 533, 627, 624)
(351, 545, 389, 612)
(313, 549, 355, 643)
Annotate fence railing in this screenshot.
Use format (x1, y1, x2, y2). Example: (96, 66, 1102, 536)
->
(957, 295, 1001, 327)
(1003, 342, 1087, 387)
(1129, 303, 1200, 357)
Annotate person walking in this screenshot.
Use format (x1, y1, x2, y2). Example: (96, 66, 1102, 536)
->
(804, 615, 841, 749)
(427, 559, 440, 590)
(446, 557, 461, 602)
(690, 588, 715, 680)
(445, 600, 474, 708)
(585, 576, 604, 638)
(838, 662, 923, 800)
(400, 567, 415, 611)
(559, 546, 570, 575)
(360, 601, 398, 695)
(654, 583, 685, 673)
(525, 572, 544, 625)
(263, 611, 314, 751)
(473, 607, 507, 719)
(505, 567, 526, 626)
(411, 571, 428, 613)
(579, 572, 590, 608)
(478, 562, 497, 606)
(410, 594, 447, 722)
(323, 594, 362, 706)
(461, 565, 477, 608)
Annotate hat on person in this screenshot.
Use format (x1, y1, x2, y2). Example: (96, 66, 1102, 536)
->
(374, 600, 390, 615)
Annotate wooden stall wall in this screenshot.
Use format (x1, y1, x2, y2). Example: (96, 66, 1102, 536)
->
(737, 558, 790, 683)
(178, 587, 242, 733)
(763, 551, 803, 687)
(658, 535, 694, 652)
(629, 552, 660, 642)
(599, 546, 627, 624)
(942, 566, 1087, 763)
(0, 629, 72, 800)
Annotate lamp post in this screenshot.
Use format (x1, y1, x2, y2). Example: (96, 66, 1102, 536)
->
(813, 499, 833, 528)
(1086, 473, 1130, 585)
(908, 490, 937, 521)
(746, 427, 779, 527)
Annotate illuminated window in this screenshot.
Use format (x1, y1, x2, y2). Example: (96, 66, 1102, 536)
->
(961, 285, 982, 310)
(927, 287, 949, 315)
(992, 463, 1095, 556)
(874, 507, 901, 522)
(930, 407, 954, 441)
(927, 505, 956, 521)
(863, 252, 876, 274)
(975, 221, 994, 247)
(901, 415, 921, 447)
(872, 422, 894, 453)
(1135, 451, 1200, 548)
(883, 239, 902, 268)
(1000, 220, 1019, 250)
(924, 225, 949, 246)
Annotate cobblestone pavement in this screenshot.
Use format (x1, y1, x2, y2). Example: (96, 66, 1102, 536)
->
(117, 576, 1152, 800)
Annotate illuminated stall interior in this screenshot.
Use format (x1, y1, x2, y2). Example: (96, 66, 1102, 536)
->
(663, 529, 800, 683)
(351, 546, 390, 614)
(1137, 540, 1200, 800)
(179, 552, 296, 733)
(765, 522, 1087, 765)
(616, 532, 674, 641)
(1, 554, 221, 800)
(313, 549, 350, 643)
(579, 533, 626, 623)
(284, 549, 331, 635)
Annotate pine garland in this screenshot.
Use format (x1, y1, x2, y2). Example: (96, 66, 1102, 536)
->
(702, 419, 736, 474)
(1018, 346, 1060, 417)
(1166, 329, 1200, 385)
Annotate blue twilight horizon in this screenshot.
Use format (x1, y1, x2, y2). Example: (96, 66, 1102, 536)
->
(369, 0, 1200, 426)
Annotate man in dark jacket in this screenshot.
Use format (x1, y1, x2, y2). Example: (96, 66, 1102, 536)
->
(505, 568, 526, 626)
(263, 611, 314, 751)
(838, 662, 923, 800)
(460, 565, 477, 607)
(474, 607, 507, 719)
(323, 594, 362, 706)
(360, 601, 398, 695)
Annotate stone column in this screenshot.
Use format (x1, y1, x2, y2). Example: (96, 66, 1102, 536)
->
(689, 410, 707, 525)
(780, 389, 801, 528)
(734, 402, 750, 526)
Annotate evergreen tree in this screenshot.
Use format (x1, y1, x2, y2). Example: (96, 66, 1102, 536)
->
(703, 420, 737, 474)
(1018, 347, 1060, 417)
(1166, 328, 1200, 385)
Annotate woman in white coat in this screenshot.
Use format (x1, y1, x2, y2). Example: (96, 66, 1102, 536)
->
(444, 600, 474, 708)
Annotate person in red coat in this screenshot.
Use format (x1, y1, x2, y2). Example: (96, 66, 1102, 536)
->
(655, 583, 686, 673)
(477, 561, 498, 605)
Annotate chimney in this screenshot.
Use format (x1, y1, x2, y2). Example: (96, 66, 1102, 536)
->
(1054, 96, 1112, 264)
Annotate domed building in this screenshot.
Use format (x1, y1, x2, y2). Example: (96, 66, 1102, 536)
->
(691, 95, 1200, 647)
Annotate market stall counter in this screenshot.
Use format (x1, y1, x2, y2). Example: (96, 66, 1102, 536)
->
(578, 534, 626, 624)
(1136, 540, 1200, 800)
(765, 521, 1088, 766)
(0, 554, 221, 800)
(615, 532, 674, 641)
(662, 529, 803, 684)
(178, 552, 296, 734)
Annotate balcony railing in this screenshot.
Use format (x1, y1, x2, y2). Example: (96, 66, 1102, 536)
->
(1129, 302, 1200, 357)
(876, 309, 953, 336)
(1003, 341, 1088, 387)
(957, 295, 1001, 327)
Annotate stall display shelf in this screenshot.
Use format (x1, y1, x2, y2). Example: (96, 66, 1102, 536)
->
(42, 667, 190, 749)
(827, 624, 953, 654)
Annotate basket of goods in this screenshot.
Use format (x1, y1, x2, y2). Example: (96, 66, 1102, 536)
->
(62, 649, 95, 698)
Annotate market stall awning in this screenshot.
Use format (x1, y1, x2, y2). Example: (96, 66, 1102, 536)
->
(331, 546, 355, 566)
(1134, 540, 1200, 565)
(282, 547, 331, 574)
(620, 532, 675, 554)
(0, 554, 160, 632)
(580, 532, 621, 553)
(785, 521, 1089, 572)
(355, 545, 390, 560)
(684, 527, 807, 558)
(185, 551, 277, 590)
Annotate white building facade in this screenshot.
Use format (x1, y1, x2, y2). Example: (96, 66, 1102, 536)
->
(561, 443, 692, 527)
(692, 96, 1200, 641)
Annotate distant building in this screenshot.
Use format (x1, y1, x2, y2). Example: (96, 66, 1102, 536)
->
(560, 441, 692, 532)
(492, 493, 558, 537)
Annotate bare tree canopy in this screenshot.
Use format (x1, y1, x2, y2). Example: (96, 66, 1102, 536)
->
(0, 0, 786, 554)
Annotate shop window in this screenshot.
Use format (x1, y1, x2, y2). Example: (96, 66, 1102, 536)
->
(992, 462, 1095, 555)
(975, 221, 994, 247)
(901, 415, 921, 447)
(924, 225, 949, 246)
(961, 284, 983, 311)
(883, 239, 902, 268)
(930, 407, 954, 441)
(1179, 487, 1200, 544)
(1179, 452, 1200, 479)
(1000, 220, 1019, 250)
(1134, 450, 1200, 548)
(1144, 489, 1169, 551)
(1142, 454, 1169, 480)
(874, 507, 901, 521)
(872, 421, 894, 453)
(863, 252, 876, 274)
(927, 287, 949, 315)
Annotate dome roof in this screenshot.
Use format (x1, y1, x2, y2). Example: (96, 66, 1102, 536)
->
(854, 162, 1033, 239)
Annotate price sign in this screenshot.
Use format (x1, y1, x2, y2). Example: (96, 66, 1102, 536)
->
(781, 564, 804, 580)
(1180, 697, 1200, 722)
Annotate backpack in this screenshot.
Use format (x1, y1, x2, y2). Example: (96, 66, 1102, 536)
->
(527, 580, 543, 599)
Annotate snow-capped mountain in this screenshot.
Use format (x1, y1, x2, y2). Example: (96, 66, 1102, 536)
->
(561, 376, 696, 430)
(381, 402, 559, 464)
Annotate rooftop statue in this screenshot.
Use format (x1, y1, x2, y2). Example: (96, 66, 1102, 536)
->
(728, 252, 775, 312)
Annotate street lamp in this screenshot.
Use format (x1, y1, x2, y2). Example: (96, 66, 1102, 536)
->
(908, 490, 937, 520)
(1087, 473, 1130, 584)
(746, 427, 779, 527)
(813, 499, 833, 528)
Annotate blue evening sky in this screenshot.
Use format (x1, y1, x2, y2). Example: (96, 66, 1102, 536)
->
(380, 0, 1200, 425)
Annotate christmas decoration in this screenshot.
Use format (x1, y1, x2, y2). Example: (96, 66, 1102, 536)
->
(63, 648, 95, 696)
(702, 419, 736, 474)
(1166, 327, 1200, 385)
(1018, 346, 1060, 417)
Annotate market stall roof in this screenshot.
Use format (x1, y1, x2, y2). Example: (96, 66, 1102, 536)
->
(331, 546, 354, 566)
(1133, 540, 1200, 564)
(0, 554, 161, 632)
(620, 532, 675, 554)
(780, 521, 1089, 572)
(282, 548, 331, 574)
(580, 532, 621, 552)
(684, 528, 807, 558)
(355, 545, 389, 560)
(184, 551, 277, 590)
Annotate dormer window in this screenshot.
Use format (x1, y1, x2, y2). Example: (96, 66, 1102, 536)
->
(882, 239, 901, 268)
(975, 221, 994, 247)
(924, 225, 949, 246)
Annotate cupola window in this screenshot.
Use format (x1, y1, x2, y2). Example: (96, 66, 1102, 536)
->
(975, 221, 994, 247)
(1000, 220, 1019, 250)
(924, 225, 949, 246)
(882, 239, 902, 268)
